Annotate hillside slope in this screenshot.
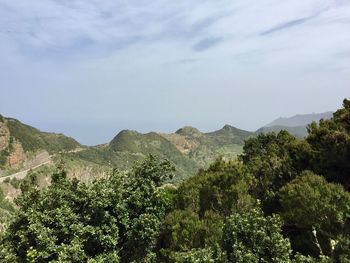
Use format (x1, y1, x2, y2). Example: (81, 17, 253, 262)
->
(72, 130, 200, 181)
(0, 115, 82, 170)
(160, 125, 253, 167)
(71, 125, 253, 181)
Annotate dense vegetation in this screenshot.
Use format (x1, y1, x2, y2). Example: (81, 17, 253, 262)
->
(0, 187, 15, 232)
(0, 99, 349, 262)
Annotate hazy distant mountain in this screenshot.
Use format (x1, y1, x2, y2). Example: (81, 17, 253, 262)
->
(255, 125, 308, 138)
(256, 112, 333, 138)
(265, 112, 333, 127)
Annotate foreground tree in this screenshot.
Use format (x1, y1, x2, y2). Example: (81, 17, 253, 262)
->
(279, 171, 350, 260)
(241, 131, 311, 213)
(0, 155, 174, 263)
(307, 99, 350, 190)
(222, 209, 292, 263)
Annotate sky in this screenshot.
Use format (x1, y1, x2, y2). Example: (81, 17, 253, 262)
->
(0, 0, 349, 145)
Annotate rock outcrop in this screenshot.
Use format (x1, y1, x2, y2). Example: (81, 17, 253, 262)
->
(7, 140, 26, 167)
(0, 118, 10, 151)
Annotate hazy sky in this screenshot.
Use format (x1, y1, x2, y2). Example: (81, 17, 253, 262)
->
(0, 0, 349, 145)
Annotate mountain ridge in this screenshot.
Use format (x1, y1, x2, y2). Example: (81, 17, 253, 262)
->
(0, 115, 82, 171)
(265, 112, 333, 127)
(0, 111, 332, 180)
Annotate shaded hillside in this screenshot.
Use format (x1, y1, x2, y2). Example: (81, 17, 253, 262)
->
(0, 115, 82, 169)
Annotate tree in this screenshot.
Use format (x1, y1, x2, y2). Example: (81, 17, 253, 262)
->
(158, 209, 224, 262)
(307, 99, 350, 190)
(241, 131, 311, 213)
(222, 208, 292, 263)
(279, 171, 350, 259)
(176, 158, 256, 217)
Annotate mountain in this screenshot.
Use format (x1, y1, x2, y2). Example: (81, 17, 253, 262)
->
(257, 112, 333, 138)
(1, 110, 333, 181)
(265, 112, 333, 127)
(0, 115, 82, 170)
(1, 114, 253, 182)
(160, 125, 253, 167)
(71, 130, 199, 181)
(255, 125, 308, 138)
(70, 125, 253, 181)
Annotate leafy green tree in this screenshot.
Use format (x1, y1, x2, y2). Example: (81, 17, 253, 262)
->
(157, 159, 255, 262)
(241, 131, 311, 213)
(222, 208, 292, 263)
(307, 99, 350, 190)
(279, 171, 350, 259)
(158, 209, 224, 262)
(176, 158, 256, 217)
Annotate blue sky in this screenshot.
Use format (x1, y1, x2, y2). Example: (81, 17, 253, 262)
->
(0, 0, 349, 145)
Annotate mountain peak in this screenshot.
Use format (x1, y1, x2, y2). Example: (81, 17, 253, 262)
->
(222, 124, 236, 131)
(175, 126, 201, 136)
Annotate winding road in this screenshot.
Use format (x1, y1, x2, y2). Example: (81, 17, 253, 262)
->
(0, 160, 52, 183)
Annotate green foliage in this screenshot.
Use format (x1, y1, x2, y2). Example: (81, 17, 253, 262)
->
(0, 187, 15, 232)
(279, 171, 350, 258)
(176, 158, 256, 217)
(222, 208, 292, 263)
(157, 159, 258, 262)
(158, 209, 224, 261)
(307, 99, 350, 190)
(1, 99, 350, 262)
(164, 246, 226, 263)
(8, 177, 21, 189)
(0, 155, 174, 262)
(241, 131, 311, 213)
(0, 148, 10, 166)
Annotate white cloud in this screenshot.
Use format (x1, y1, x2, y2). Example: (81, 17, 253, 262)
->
(0, 0, 349, 144)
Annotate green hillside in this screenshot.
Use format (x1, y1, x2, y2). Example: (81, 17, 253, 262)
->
(161, 125, 253, 167)
(6, 117, 81, 153)
(71, 130, 200, 181)
(0, 115, 82, 170)
(70, 126, 253, 181)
